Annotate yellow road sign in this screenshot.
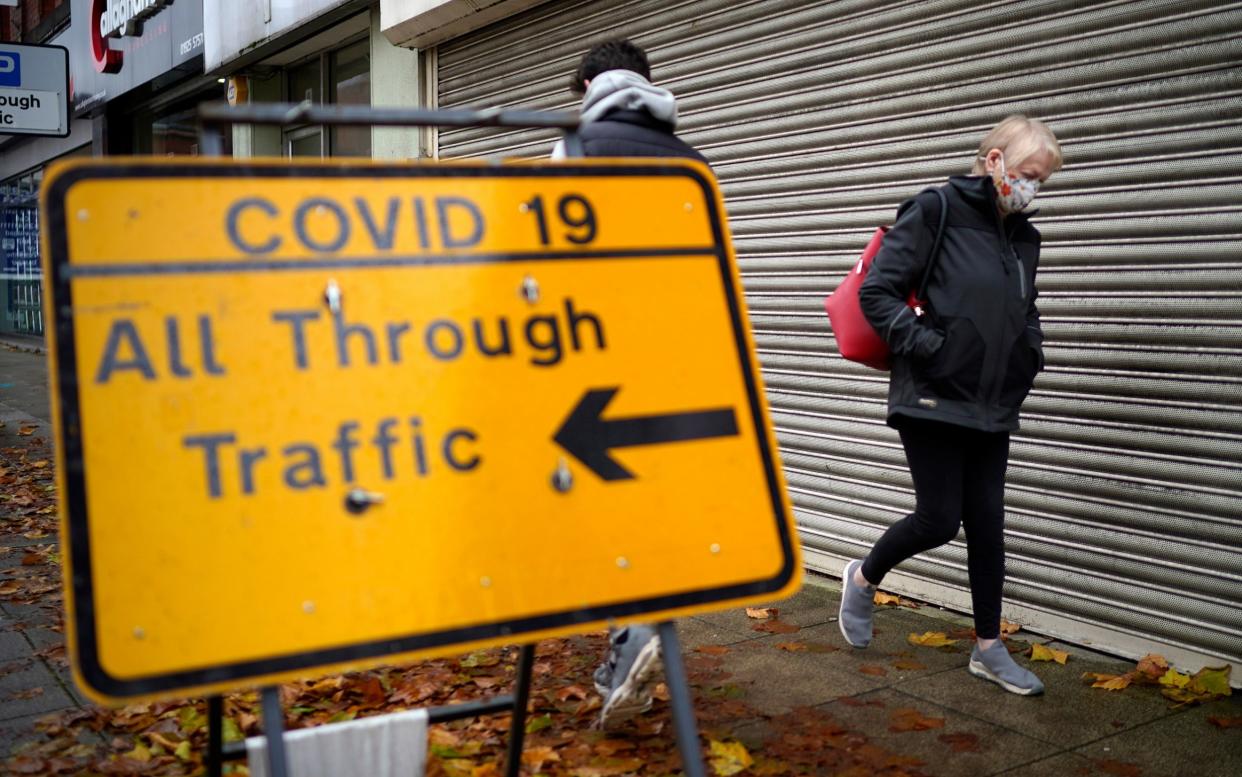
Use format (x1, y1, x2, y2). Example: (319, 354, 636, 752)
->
(41, 158, 800, 704)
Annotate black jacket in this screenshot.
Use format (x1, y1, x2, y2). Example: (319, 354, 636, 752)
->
(579, 108, 709, 163)
(859, 175, 1045, 432)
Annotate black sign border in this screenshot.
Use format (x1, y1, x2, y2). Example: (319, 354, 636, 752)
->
(45, 161, 798, 700)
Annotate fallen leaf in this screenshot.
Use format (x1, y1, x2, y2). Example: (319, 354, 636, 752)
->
(471, 764, 500, 777)
(173, 740, 191, 761)
(525, 713, 552, 734)
(752, 619, 800, 634)
(908, 632, 958, 648)
(999, 620, 1021, 636)
(123, 743, 152, 763)
(746, 607, 777, 620)
(938, 732, 981, 752)
(774, 642, 807, 652)
(892, 659, 927, 671)
(1135, 654, 1169, 680)
(1208, 716, 1242, 729)
(1094, 758, 1143, 777)
(708, 739, 754, 776)
(696, 645, 730, 656)
(0, 581, 20, 595)
(1157, 668, 1191, 689)
(872, 592, 918, 608)
(1030, 644, 1070, 665)
(1190, 665, 1232, 697)
(889, 707, 945, 732)
(7, 687, 44, 701)
(18, 426, 36, 436)
(522, 746, 560, 769)
(803, 641, 840, 654)
(1083, 672, 1133, 691)
(859, 665, 888, 677)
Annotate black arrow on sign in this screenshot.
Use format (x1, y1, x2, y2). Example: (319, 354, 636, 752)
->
(553, 387, 740, 481)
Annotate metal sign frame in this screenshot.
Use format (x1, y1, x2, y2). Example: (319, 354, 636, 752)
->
(0, 42, 70, 138)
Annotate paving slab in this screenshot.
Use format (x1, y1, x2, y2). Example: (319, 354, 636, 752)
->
(676, 615, 766, 649)
(819, 687, 1055, 777)
(690, 583, 837, 637)
(1071, 696, 1242, 777)
(0, 711, 50, 759)
(992, 750, 1099, 776)
(703, 630, 891, 713)
(899, 646, 1175, 748)
(0, 653, 74, 722)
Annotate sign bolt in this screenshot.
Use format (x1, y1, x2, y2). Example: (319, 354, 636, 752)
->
(616, 556, 630, 569)
(344, 488, 385, 514)
(551, 458, 573, 493)
(303, 601, 316, 614)
(710, 543, 721, 554)
(76, 209, 89, 221)
(324, 279, 342, 314)
(133, 627, 145, 640)
(520, 275, 540, 304)
(480, 576, 492, 588)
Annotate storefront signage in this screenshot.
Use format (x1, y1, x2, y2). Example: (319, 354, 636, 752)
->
(0, 44, 70, 137)
(41, 158, 800, 704)
(70, 0, 204, 107)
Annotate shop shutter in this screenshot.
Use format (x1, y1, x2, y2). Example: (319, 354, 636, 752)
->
(435, 0, 1242, 674)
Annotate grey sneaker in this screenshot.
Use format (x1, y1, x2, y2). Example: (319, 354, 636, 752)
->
(838, 559, 875, 648)
(969, 641, 1045, 696)
(595, 625, 663, 728)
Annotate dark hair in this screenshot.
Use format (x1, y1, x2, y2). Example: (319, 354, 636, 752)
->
(570, 39, 651, 95)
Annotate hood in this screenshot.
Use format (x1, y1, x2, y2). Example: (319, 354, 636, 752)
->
(579, 69, 678, 127)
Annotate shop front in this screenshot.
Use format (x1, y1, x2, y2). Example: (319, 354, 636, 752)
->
(382, 0, 1242, 680)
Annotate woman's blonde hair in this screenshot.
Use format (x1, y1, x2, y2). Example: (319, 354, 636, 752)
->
(970, 115, 1063, 174)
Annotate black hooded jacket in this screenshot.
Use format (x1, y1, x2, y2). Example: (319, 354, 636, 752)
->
(858, 175, 1045, 432)
(578, 108, 708, 163)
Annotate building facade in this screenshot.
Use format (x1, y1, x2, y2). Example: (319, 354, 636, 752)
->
(382, 0, 1242, 681)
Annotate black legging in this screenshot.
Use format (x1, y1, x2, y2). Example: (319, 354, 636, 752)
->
(860, 417, 1011, 639)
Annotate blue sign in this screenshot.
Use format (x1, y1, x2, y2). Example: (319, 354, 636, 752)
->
(0, 51, 20, 87)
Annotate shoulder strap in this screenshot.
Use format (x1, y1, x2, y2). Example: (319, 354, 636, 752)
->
(914, 188, 949, 300)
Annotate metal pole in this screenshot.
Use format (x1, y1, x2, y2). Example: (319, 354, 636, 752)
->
(504, 643, 536, 777)
(261, 686, 289, 777)
(657, 621, 706, 777)
(207, 695, 223, 777)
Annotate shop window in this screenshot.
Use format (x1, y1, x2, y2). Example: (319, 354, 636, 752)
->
(281, 38, 371, 159)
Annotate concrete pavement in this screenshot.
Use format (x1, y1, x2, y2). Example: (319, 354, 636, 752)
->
(1, 342, 1239, 775)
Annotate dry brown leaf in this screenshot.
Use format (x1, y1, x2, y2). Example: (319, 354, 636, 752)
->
(892, 659, 927, 671)
(908, 631, 958, 648)
(889, 707, 945, 732)
(746, 607, 778, 620)
(859, 665, 887, 677)
(1208, 716, 1242, 729)
(1093, 758, 1143, 777)
(17, 426, 36, 436)
(695, 645, 730, 656)
(1030, 644, 1070, 665)
(774, 642, 807, 652)
(1135, 653, 1170, 680)
(938, 732, 981, 752)
(999, 620, 1021, 636)
(1084, 672, 1133, 691)
(521, 746, 561, 769)
(752, 619, 800, 634)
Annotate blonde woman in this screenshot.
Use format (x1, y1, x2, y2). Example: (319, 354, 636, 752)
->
(846, 116, 1063, 695)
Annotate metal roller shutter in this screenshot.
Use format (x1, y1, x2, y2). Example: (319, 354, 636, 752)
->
(435, 0, 1242, 676)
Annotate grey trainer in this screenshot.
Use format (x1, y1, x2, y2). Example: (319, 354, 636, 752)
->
(838, 559, 876, 648)
(969, 640, 1045, 695)
(595, 624, 663, 728)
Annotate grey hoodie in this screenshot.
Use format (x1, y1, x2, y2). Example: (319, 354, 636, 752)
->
(551, 69, 679, 159)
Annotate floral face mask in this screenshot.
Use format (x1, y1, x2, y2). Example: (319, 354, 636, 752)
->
(993, 153, 1040, 213)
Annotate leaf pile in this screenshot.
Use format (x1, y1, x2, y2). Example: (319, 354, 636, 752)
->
(1082, 653, 1232, 707)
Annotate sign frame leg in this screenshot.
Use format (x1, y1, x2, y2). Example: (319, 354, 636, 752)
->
(207, 695, 223, 777)
(503, 643, 536, 777)
(658, 621, 707, 777)
(261, 685, 290, 777)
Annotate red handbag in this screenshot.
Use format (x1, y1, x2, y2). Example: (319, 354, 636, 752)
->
(824, 189, 948, 371)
